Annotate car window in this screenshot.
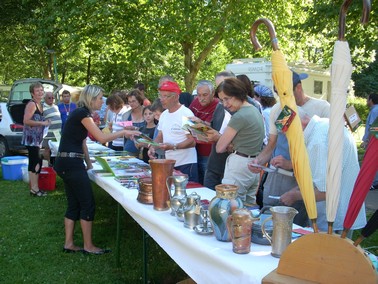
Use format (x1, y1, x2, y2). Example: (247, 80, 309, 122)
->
(10, 81, 59, 104)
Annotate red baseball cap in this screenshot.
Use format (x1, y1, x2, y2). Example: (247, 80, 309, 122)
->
(158, 81, 181, 95)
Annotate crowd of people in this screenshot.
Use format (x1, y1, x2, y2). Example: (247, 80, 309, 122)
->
(22, 70, 374, 254)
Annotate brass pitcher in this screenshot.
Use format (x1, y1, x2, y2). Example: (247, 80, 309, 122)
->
(166, 174, 188, 216)
(261, 206, 298, 258)
(149, 159, 176, 211)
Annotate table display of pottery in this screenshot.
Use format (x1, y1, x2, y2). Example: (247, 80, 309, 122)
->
(88, 157, 377, 284)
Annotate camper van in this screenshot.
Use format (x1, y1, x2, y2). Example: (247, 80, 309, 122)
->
(226, 58, 332, 101)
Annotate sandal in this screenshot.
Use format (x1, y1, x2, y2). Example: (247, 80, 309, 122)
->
(30, 189, 47, 197)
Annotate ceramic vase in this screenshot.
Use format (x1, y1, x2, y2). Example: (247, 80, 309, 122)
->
(209, 184, 243, 242)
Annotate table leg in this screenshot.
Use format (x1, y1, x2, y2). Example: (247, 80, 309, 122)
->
(116, 203, 122, 268)
(143, 229, 149, 284)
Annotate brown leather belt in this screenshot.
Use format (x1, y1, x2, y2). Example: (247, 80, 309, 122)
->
(233, 151, 255, 159)
(57, 152, 85, 159)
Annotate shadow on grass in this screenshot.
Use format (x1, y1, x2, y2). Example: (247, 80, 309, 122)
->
(0, 171, 188, 283)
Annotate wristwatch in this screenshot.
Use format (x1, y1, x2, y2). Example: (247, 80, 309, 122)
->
(173, 144, 177, 151)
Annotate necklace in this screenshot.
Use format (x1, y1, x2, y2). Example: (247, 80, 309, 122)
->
(64, 103, 70, 116)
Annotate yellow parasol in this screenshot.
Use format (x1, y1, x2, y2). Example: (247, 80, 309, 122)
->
(250, 19, 318, 232)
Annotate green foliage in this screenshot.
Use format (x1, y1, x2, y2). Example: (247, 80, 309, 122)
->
(0, 0, 376, 95)
(352, 52, 378, 98)
(348, 96, 369, 123)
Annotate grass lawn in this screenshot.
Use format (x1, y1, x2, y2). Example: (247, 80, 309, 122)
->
(0, 171, 188, 284)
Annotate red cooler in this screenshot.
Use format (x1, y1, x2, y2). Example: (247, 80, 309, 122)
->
(38, 167, 56, 191)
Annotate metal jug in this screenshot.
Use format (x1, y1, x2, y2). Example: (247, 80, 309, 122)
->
(149, 159, 176, 211)
(166, 174, 188, 216)
(183, 192, 201, 229)
(261, 206, 298, 258)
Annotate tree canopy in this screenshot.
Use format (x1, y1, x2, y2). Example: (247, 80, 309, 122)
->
(0, 0, 376, 98)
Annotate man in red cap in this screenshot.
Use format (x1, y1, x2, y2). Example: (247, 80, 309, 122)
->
(148, 80, 199, 182)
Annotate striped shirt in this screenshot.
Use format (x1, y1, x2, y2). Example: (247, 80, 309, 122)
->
(43, 103, 62, 140)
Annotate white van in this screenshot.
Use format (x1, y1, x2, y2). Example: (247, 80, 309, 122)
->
(226, 58, 332, 101)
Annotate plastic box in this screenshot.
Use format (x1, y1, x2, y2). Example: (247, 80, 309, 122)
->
(1, 156, 28, 181)
(38, 167, 56, 191)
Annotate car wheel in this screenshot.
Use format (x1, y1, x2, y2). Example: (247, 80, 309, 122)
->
(0, 137, 10, 158)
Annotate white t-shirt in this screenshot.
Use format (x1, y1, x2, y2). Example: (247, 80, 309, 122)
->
(158, 105, 197, 166)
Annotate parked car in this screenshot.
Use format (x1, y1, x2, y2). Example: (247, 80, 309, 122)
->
(0, 78, 62, 158)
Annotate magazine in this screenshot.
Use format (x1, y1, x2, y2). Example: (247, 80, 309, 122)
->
(275, 105, 296, 133)
(134, 133, 161, 147)
(182, 117, 213, 142)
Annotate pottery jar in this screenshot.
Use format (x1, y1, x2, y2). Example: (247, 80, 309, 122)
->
(209, 184, 243, 242)
(227, 208, 256, 254)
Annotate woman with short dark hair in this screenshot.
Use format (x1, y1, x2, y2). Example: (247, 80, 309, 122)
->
(208, 78, 265, 206)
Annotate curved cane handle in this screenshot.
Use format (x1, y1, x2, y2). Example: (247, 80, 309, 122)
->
(250, 18, 279, 51)
(338, 0, 371, 41)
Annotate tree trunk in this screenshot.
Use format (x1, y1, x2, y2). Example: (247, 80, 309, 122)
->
(182, 29, 224, 93)
(86, 53, 91, 84)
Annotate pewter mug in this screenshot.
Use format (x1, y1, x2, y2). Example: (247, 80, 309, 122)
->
(261, 206, 298, 258)
(183, 192, 201, 229)
(166, 174, 188, 216)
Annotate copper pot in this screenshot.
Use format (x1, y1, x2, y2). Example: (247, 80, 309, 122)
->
(149, 159, 176, 211)
(137, 177, 153, 204)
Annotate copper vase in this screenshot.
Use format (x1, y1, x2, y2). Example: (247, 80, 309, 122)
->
(137, 177, 153, 204)
(149, 159, 176, 211)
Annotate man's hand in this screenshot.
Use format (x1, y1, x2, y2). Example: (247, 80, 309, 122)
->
(248, 158, 262, 173)
(270, 155, 293, 170)
(158, 143, 175, 151)
(206, 129, 220, 142)
(188, 116, 202, 124)
(280, 187, 301, 206)
(147, 147, 156, 159)
(361, 141, 368, 150)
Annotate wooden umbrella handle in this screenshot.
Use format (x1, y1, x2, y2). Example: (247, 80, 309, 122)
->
(250, 18, 279, 51)
(338, 0, 371, 41)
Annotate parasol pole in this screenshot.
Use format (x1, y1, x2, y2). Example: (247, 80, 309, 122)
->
(353, 210, 378, 246)
(250, 19, 318, 233)
(326, 0, 371, 235)
(342, 136, 377, 238)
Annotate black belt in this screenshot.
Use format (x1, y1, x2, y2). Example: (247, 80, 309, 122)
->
(57, 152, 85, 159)
(233, 150, 255, 159)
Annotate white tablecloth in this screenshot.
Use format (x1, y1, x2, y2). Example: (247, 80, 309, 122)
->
(88, 159, 280, 284)
(49, 139, 114, 157)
